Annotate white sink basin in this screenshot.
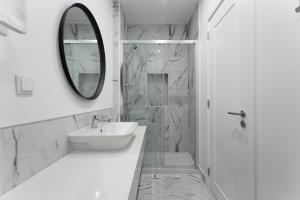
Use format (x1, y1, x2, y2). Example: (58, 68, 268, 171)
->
(69, 122, 138, 151)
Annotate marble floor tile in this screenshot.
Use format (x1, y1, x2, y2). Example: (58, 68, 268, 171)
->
(137, 174, 213, 200)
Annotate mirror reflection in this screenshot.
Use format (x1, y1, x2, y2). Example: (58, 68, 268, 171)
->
(59, 4, 105, 99)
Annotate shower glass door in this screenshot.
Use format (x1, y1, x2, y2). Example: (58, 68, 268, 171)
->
(121, 43, 196, 169)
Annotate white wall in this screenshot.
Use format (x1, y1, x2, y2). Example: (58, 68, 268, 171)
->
(256, 0, 300, 199)
(0, 0, 113, 128)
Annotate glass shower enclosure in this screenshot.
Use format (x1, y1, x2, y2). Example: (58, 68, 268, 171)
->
(121, 42, 196, 169)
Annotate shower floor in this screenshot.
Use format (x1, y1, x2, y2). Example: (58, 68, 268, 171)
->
(164, 152, 195, 166)
(137, 173, 213, 200)
(143, 152, 195, 168)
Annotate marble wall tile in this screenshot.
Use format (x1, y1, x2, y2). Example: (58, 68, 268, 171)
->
(0, 109, 112, 196)
(115, 4, 199, 122)
(0, 128, 16, 195)
(73, 109, 112, 129)
(147, 74, 168, 106)
(141, 108, 161, 161)
(112, 0, 121, 121)
(113, 0, 120, 82)
(125, 22, 198, 41)
(126, 24, 190, 40)
(122, 43, 196, 165)
(115, 2, 199, 168)
(188, 45, 196, 160)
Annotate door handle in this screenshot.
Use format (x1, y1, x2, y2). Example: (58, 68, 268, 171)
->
(227, 110, 246, 118)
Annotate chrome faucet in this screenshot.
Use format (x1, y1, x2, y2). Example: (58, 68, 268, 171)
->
(91, 115, 99, 128)
(92, 115, 111, 129)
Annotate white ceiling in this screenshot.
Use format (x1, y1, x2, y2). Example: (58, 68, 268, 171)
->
(121, 0, 199, 24)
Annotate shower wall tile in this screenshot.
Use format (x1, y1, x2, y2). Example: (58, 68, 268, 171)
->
(125, 21, 199, 41)
(112, 81, 121, 121)
(147, 74, 168, 106)
(144, 123, 159, 153)
(164, 44, 192, 154)
(113, 0, 121, 82)
(144, 107, 164, 166)
(0, 109, 112, 196)
(112, 0, 121, 121)
(119, 4, 199, 166)
(123, 45, 147, 117)
(116, 6, 199, 123)
(123, 43, 196, 158)
(163, 122, 189, 153)
(126, 24, 190, 40)
(188, 45, 196, 159)
(117, 3, 127, 121)
(112, 0, 127, 122)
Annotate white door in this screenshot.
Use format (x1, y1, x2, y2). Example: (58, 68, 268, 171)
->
(208, 0, 255, 200)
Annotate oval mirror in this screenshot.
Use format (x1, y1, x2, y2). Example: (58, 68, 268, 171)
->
(59, 3, 105, 100)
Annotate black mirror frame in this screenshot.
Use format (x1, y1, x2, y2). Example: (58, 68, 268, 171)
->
(58, 3, 106, 100)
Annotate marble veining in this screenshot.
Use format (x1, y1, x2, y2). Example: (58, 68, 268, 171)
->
(112, 0, 121, 121)
(0, 109, 112, 195)
(122, 43, 196, 166)
(116, 2, 199, 167)
(126, 24, 190, 40)
(137, 174, 213, 200)
(188, 45, 196, 159)
(0, 127, 146, 200)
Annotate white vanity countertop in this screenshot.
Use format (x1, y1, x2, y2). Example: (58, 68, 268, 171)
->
(0, 126, 146, 200)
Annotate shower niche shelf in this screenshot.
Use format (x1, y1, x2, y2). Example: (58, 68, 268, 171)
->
(147, 73, 168, 107)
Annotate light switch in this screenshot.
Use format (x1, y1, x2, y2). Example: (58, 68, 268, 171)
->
(15, 75, 34, 95)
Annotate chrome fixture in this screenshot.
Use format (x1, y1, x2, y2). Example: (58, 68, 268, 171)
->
(91, 115, 99, 128)
(227, 110, 246, 118)
(228, 111, 247, 128)
(240, 120, 247, 128)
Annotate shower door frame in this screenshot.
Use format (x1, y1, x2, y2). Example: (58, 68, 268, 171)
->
(121, 40, 199, 169)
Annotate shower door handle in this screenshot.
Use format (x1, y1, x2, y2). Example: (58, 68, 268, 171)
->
(227, 110, 246, 118)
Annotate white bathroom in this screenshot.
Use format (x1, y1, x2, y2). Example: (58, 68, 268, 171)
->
(0, 0, 300, 200)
